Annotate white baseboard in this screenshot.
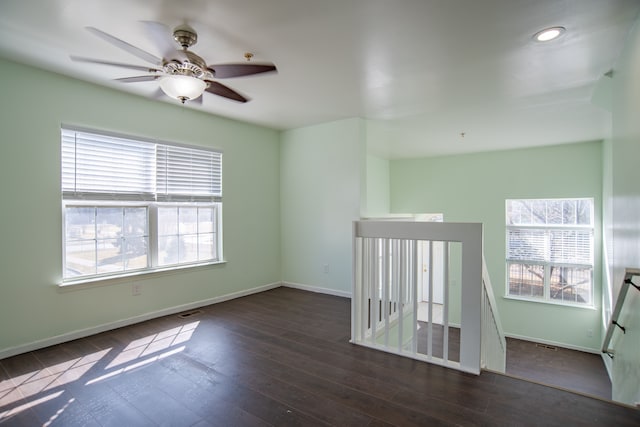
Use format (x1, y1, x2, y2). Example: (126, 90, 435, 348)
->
(504, 332, 600, 354)
(0, 282, 282, 360)
(282, 281, 352, 298)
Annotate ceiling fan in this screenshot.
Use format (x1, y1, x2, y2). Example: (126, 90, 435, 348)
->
(71, 22, 277, 104)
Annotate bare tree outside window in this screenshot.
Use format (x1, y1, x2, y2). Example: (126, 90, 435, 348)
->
(506, 199, 594, 306)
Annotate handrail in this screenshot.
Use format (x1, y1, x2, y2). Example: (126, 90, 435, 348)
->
(480, 255, 507, 372)
(482, 255, 506, 342)
(601, 267, 640, 358)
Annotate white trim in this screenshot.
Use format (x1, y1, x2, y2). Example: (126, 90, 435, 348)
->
(282, 281, 352, 298)
(351, 340, 476, 375)
(59, 260, 227, 290)
(502, 295, 597, 310)
(602, 352, 613, 381)
(0, 282, 281, 360)
(504, 332, 600, 354)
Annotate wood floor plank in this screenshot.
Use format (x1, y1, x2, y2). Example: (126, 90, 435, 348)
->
(506, 337, 611, 399)
(163, 355, 330, 427)
(208, 304, 494, 412)
(1, 286, 639, 427)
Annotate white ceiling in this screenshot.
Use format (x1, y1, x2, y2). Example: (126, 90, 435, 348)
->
(0, 0, 638, 158)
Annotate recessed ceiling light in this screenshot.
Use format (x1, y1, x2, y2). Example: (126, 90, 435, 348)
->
(533, 26, 566, 42)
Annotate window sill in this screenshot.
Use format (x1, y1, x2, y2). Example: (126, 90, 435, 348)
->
(502, 295, 596, 310)
(58, 260, 227, 291)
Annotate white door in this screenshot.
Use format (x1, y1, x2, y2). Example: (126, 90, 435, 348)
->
(420, 240, 445, 304)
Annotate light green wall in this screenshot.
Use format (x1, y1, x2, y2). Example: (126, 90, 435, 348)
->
(364, 153, 390, 216)
(608, 15, 640, 406)
(280, 118, 365, 294)
(390, 142, 603, 351)
(0, 58, 281, 354)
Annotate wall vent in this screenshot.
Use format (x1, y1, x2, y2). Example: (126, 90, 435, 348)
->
(178, 309, 203, 319)
(535, 343, 558, 351)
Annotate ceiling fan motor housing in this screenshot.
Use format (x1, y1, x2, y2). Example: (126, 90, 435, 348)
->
(165, 25, 213, 80)
(173, 24, 198, 49)
(164, 50, 210, 78)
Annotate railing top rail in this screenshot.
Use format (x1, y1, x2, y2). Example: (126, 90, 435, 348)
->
(601, 268, 640, 358)
(482, 255, 506, 345)
(354, 220, 482, 242)
(623, 267, 640, 276)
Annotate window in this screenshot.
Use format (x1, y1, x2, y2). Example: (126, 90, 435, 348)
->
(65, 206, 149, 277)
(61, 127, 222, 282)
(505, 198, 594, 306)
(157, 205, 218, 266)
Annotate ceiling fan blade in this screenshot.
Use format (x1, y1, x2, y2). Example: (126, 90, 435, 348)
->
(209, 63, 277, 79)
(204, 81, 248, 103)
(115, 75, 161, 83)
(140, 21, 177, 58)
(70, 56, 161, 73)
(86, 26, 163, 65)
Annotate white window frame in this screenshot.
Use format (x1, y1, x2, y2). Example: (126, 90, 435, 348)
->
(63, 202, 151, 279)
(61, 126, 224, 285)
(151, 203, 222, 267)
(505, 198, 594, 307)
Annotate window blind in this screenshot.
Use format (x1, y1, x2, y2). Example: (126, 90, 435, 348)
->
(61, 127, 222, 202)
(156, 144, 222, 202)
(507, 228, 593, 265)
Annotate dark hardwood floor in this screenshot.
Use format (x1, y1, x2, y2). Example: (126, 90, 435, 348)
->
(1, 287, 638, 426)
(416, 322, 460, 362)
(414, 322, 612, 400)
(505, 337, 612, 400)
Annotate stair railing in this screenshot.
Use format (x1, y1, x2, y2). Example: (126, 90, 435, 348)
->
(601, 268, 640, 358)
(480, 255, 507, 372)
(351, 220, 484, 374)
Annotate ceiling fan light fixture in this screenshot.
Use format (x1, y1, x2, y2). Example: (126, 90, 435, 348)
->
(159, 75, 207, 103)
(533, 26, 566, 42)
(73, 24, 275, 104)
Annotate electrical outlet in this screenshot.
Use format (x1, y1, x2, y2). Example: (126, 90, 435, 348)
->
(132, 283, 142, 296)
(586, 328, 593, 338)
(323, 264, 330, 274)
